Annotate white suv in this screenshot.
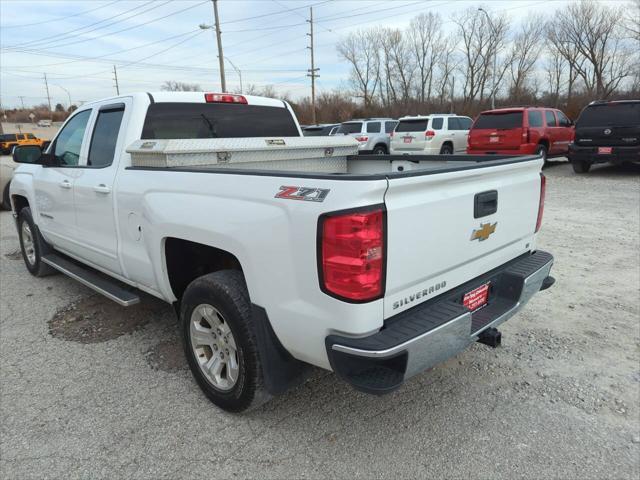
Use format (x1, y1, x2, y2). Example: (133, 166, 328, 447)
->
(336, 118, 398, 154)
(390, 114, 473, 155)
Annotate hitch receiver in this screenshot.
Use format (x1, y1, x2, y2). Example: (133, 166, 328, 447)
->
(477, 327, 502, 348)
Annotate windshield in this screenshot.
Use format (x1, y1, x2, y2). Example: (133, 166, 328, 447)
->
(474, 112, 523, 129)
(337, 122, 363, 134)
(141, 103, 299, 139)
(395, 120, 429, 132)
(577, 103, 640, 127)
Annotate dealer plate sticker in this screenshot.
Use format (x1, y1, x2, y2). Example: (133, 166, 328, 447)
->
(598, 147, 612, 154)
(463, 283, 490, 311)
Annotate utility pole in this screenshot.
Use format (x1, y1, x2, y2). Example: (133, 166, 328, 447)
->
(212, 0, 226, 92)
(18, 96, 26, 110)
(306, 7, 320, 125)
(112, 65, 120, 95)
(43, 73, 52, 112)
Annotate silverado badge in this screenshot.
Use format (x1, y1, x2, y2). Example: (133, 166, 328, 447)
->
(471, 222, 497, 242)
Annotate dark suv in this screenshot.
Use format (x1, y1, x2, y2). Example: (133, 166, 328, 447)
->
(568, 100, 640, 173)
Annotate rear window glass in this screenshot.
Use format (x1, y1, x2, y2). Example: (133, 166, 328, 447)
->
(576, 103, 640, 127)
(385, 121, 397, 133)
(141, 103, 299, 139)
(1, 134, 17, 141)
(395, 120, 428, 132)
(457, 117, 472, 130)
(366, 122, 381, 133)
(474, 112, 523, 129)
(337, 122, 363, 134)
(431, 118, 443, 130)
(528, 111, 543, 127)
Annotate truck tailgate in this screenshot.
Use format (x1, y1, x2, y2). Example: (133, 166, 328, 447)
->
(383, 159, 543, 318)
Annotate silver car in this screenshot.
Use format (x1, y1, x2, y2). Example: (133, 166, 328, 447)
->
(336, 118, 398, 154)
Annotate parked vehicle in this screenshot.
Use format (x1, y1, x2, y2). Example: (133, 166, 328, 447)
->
(467, 107, 574, 161)
(390, 114, 472, 155)
(37, 119, 52, 127)
(302, 124, 339, 136)
(1, 133, 46, 154)
(10, 91, 554, 412)
(568, 100, 640, 173)
(336, 118, 398, 154)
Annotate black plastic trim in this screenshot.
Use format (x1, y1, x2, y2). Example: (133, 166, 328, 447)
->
(316, 203, 387, 304)
(146, 92, 155, 104)
(474, 190, 498, 218)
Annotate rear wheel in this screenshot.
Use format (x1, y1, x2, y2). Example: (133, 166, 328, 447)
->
(17, 207, 56, 277)
(571, 159, 591, 173)
(440, 144, 453, 155)
(372, 144, 387, 155)
(181, 270, 269, 412)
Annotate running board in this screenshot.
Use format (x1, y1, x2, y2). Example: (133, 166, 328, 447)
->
(42, 254, 140, 307)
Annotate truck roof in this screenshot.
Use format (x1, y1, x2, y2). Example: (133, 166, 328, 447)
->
(80, 91, 288, 109)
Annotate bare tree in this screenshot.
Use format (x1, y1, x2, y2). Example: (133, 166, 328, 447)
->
(545, 45, 567, 107)
(546, 0, 634, 98)
(337, 30, 380, 107)
(161, 81, 201, 92)
(453, 7, 509, 105)
(508, 15, 545, 99)
(409, 12, 444, 102)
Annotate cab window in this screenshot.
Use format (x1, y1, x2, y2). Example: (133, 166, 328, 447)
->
(87, 106, 125, 167)
(53, 110, 91, 166)
(545, 110, 557, 127)
(431, 117, 443, 130)
(556, 111, 571, 127)
(366, 122, 381, 133)
(528, 111, 543, 128)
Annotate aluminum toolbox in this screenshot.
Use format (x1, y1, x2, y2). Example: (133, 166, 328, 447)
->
(126, 136, 359, 173)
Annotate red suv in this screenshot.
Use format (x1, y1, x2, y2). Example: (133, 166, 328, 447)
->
(467, 107, 574, 161)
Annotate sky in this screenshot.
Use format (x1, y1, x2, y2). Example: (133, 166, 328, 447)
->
(0, 0, 630, 109)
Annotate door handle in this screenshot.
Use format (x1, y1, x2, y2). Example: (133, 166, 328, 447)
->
(93, 184, 111, 194)
(59, 180, 72, 189)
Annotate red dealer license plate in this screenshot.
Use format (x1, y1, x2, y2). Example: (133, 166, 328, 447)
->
(403, 137, 412, 143)
(598, 147, 613, 154)
(463, 283, 490, 311)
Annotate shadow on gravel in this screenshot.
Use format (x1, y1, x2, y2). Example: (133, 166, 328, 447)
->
(145, 339, 188, 372)
(49, 294, 168, 344)
(4, 249, 21, 260)
(585, 162, 640, 177)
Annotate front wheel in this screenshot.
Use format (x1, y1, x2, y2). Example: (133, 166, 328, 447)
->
(181, 270, 269, 412)
(17, 207, 56, 277)
(571, 159, 591, 173)
(439, 144, 453, 155)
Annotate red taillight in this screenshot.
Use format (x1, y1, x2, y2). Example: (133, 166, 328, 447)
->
(204, 93, 248, 104)
(355, 136, 369, 142)
(425, 130, 435, 138)
(319, 206, 385, 302)
(535, 173, 546, 233)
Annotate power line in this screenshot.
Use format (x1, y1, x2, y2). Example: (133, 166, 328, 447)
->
(0, 0, 120, 29)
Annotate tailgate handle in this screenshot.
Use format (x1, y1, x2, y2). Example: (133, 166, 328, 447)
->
(474, 190, 498, 218)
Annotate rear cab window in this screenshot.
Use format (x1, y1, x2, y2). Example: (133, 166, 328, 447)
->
(88, 105, 125, 167)
(576, 102, 640, 127)
(142, 103, 300, 139)
(431, 118, 444, 130)
(474, 111, 524, 129)
(337, 122, 363, 134)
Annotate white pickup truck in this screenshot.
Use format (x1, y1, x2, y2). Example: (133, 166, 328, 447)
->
(10, 92, 554, 412)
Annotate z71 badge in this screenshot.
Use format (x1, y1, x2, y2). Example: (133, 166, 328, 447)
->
(275, 186, 330, 202)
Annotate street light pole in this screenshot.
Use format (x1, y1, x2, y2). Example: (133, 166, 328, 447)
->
(478, 8, 497, 110)
(54, 84, 72, 108)
(225, 57, 243, 93)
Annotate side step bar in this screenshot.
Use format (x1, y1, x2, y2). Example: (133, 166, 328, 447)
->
(42, 254, 140, 307)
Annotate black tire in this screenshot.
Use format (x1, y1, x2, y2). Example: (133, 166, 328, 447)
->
(181, 270, 269, 412)
(536, 144, 548, 163)
(1, 181, 10, 210)
(17, 207, 56, 277)
(571, 159, 591, 173)
(372, 144, 387, 155)
(440, 144, 453, 155)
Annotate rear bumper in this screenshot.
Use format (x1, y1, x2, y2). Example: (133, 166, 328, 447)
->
(568, 144, 640, 164)
(467, 144, 538, 155)
(326, 250, 554, 394)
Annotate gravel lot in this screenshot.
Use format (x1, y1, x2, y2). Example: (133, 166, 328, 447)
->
(1, 159, 639, 479)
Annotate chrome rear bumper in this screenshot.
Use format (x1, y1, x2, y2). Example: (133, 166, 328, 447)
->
(326, 251, 554, 394)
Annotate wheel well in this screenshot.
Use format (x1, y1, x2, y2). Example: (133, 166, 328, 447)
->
(165, 237, 243, 300)
(538, 139, 549, 150)
(442, 141, 453, 148)
(11, 194, 29, 213)
(373, 143, 387, 152)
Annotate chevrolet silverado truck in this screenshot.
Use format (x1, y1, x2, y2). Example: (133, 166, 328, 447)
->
(10, 92, 555, 412)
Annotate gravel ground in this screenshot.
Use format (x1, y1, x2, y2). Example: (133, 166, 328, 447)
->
(1, 159, 639, 479)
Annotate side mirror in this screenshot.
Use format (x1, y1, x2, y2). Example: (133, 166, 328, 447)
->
(13, 145, 43, 164)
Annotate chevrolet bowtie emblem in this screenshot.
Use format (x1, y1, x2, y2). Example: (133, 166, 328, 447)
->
(471, 222, 497, 241)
